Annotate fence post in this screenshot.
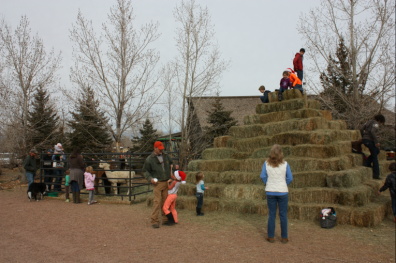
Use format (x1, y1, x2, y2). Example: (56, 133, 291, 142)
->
(129, 153, 131, 202)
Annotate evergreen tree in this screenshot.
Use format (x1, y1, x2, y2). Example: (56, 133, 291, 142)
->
(131, 119, 159, 153)
(67, 87, 112, 153)
(320, 37, 353, 115)
(27, 86, 60, 153)
(204, 97, 237, 146)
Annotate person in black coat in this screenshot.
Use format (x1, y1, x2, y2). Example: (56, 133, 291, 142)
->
(378, 162, 396, 223)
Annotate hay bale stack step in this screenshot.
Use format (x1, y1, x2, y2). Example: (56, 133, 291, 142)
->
(256, 98, 312, 114)
(250, 141, 352, 159)
(177, 180, 384, 206)
(230, 117, 347, 139)
(146, 195, 392, 227)
(231, 130, 360, 153)
(244, 108, 332, 126)
(202, 148, 249, 160)
(268, 88, 304, 102)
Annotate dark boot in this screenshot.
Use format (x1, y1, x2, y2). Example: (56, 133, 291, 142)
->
(196, 207, 199, 216)
(197, 208, 204, 216)
(164, 213, 175, 226)
(76, 192, 82, 203)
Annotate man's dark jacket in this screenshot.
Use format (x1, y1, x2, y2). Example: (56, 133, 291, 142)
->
(379, 172, 396, 198)
(360, 120, 380, 144)
(23, 155, 37, 174)
(143, 152, 173, 182)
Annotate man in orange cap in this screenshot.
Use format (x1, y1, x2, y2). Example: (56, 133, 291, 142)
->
(143, 141, 174, 228)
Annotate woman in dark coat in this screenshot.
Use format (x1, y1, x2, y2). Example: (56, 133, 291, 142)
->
(69, 147, 85, 203)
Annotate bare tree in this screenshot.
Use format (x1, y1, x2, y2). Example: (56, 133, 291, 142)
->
(160, 62, 177, 149)
(173, 0, 230, 167)
(0, 15, 62, 157)
(299, 0, 395, 124)
(69, 0, 161, 152)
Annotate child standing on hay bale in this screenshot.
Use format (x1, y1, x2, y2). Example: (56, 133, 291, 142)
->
(163, 165, 186, 225)
(196, 172, 209, 216)
(84, 166, 97, 205)
(260, 144, 293, 244)
(378, 163, 396, 222)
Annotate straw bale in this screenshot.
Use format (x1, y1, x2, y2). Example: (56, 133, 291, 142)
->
(268, 89, 303, 103)
(289, 171, 328, 188)
(307, 100, 320, 110)
(244, 108, 324, 125)
(255, 98, 307, 114)
(230, 117, 347, 139)
(326, 167, 375, 188)
(202, 148, 237, 160)
(251, 141, 352, 159)
(233, 130, 360, 152)
(240, 154, 362, 172)
(188, 159, 241, 172)
(213, 136, 231, 148)
(147, 195, 392, 227)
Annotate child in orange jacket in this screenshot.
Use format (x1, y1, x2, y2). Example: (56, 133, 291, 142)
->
(286, 68, 304, 95)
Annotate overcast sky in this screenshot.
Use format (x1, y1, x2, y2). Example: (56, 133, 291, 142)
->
(1, 0, 320, 97)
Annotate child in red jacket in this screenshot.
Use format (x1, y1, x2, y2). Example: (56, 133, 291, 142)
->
(293, 48, 305, 83)
(163, 165, 186, 225)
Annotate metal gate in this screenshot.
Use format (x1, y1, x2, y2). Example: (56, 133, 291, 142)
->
(39, 151, 179, 201)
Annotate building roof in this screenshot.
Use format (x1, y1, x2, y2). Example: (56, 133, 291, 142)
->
(188, 96, 261, 129)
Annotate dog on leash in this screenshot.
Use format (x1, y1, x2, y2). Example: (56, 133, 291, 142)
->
(27, 183, 47, 202)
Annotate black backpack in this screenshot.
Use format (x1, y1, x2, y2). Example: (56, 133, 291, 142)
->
(320, 207, 337, 229)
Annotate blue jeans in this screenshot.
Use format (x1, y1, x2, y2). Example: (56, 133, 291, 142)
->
(71, 181, 80, 192)
(279, 87, 288, 97)
(293, 84, 304, 94)
(53, 169, 63, 191)
(43, 170, 53, 190)
(296, 70, 303, 82)
(196, 193, 203, 208)
(392, 196, 396, 217)
(362, 139, 380, 178)
(26, 172, 34, 189)
(267, 194, 289, 238)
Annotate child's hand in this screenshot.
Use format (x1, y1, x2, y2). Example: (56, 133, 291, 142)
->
(205, 187, 209, 190)
(168, 179, 172, 183)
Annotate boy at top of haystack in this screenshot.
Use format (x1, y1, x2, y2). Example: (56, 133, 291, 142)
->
(378, 162, 396, 223)
(258, 85, 271, 103)
(285, 68, 303, 95)
(360, 114, 385, 179)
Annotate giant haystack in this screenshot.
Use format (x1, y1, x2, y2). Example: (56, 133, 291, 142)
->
(148, 90, 393, 226)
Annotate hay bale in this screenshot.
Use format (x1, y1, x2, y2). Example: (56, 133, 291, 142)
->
(213, 136, 232, 148)
(202, 148, 237, 160)
(244, 108, 324, 125)
(289, 171, 328, 188)
(307, 100, 320, 110)
(188, 159, 241, 172)
(268, 89, 304, 103)
(256, 98, 306, 114)
(326, 167, 372, 188)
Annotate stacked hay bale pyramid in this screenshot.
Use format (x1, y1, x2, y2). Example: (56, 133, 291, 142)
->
(148, 89, 393, 226)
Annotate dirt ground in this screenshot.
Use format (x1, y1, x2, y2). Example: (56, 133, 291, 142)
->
(0, 172, 395, 263)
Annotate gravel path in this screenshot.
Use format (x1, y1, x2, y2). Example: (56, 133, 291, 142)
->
(1, 187, 395, 263)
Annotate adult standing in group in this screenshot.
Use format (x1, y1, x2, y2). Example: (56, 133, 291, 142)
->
(69, 147, 85, 203)
(143, 141, 173, 228)
(23, 149, 38, 188)
(293, 48, 305, 84)
(260, 144, 293, 244)
(42, 149, 54, 190)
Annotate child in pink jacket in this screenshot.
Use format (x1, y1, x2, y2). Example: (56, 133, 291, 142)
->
(84, 166, 97, 205)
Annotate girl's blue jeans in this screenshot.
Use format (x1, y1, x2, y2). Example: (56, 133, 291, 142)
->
(267, 194, 288, 238)
(196, 193, 203, 208)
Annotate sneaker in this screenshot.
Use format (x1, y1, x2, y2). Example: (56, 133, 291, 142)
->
(87, 202, 91, 205)
(65, 199, 69, 203)
(266, 237, 275, 243)
(281, 238, 289, 244)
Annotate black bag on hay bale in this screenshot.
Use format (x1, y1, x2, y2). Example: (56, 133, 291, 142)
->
(320, 207, 337, 229)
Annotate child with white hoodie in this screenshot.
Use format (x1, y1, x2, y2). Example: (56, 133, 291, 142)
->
(162, 165, 186, 225)
(84, 166, 97, 205)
